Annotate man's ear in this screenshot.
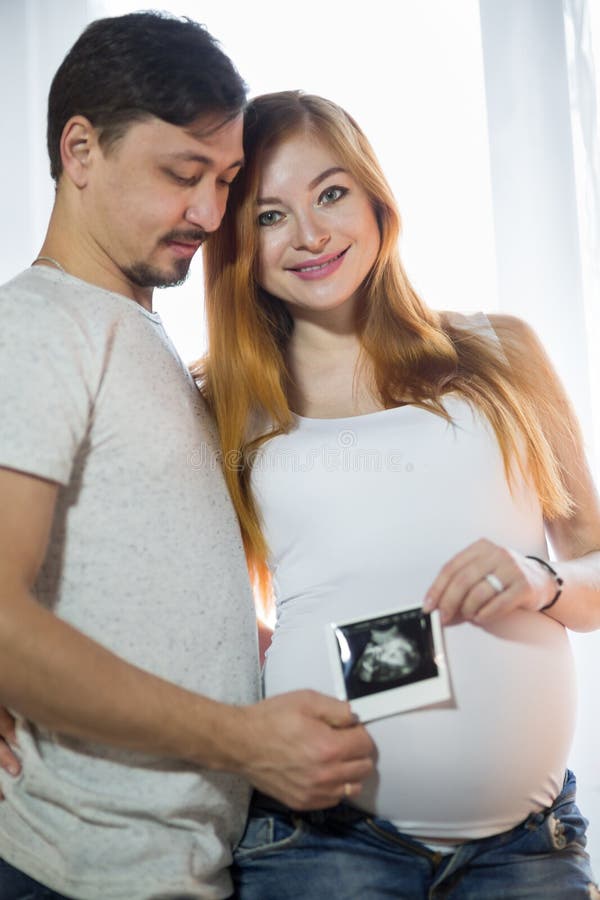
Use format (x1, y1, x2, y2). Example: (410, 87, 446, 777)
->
(60, 116, 99, 188)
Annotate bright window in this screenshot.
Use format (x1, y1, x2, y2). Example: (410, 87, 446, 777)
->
(95, 0, 497, 365)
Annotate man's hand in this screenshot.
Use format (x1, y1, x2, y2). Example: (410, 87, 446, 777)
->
(0, 468, 373, 793)
(226, 690, 375, 810)
(0, 706, 20, 799)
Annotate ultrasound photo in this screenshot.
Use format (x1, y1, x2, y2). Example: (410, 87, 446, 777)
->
(326, 606, 451, 722)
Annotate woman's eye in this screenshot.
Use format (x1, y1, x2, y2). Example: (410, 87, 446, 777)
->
(319, 186, 347, 205)
(257, 210, 284, 227)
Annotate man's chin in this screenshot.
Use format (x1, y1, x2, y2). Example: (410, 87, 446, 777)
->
(123, 258, 192, 290)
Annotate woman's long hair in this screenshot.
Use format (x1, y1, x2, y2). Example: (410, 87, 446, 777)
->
(194, 91, 575, 589)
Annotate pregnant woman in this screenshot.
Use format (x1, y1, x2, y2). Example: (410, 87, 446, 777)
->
(0, 89, 597, 898)
(199, 91, 600, 898)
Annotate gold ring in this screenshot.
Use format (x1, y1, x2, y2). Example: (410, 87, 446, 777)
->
(343, 782, 352, 798)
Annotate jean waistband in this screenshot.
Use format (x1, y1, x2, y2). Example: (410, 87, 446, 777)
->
(251, 790, 368, 825)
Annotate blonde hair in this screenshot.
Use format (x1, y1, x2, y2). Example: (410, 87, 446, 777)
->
(194, 91, 573, 589)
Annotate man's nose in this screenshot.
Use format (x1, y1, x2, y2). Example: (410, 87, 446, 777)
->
(184, 183, 225, 234)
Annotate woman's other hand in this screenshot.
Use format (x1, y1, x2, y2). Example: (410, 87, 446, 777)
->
(423, 538, 559, 624)
(0, 706, 20, 798)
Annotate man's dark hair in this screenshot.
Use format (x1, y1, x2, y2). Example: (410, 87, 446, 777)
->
(47, 11, 247, 182)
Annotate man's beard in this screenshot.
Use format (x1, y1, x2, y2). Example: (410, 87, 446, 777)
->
(123, 257, 191, 289)
(123, 229, 208, 289)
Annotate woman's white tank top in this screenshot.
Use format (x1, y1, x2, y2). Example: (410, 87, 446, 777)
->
(253, 393, 576, 839)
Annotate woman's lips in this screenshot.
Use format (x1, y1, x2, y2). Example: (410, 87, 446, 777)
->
(287, 246, 350, 281)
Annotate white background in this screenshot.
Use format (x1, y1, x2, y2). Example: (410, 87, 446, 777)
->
(1, 0, 600, 872)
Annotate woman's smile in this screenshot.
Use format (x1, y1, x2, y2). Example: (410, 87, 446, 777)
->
(286, 246, 350, 280)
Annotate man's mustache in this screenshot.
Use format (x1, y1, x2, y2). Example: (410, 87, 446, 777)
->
(161, 229, 210, 245)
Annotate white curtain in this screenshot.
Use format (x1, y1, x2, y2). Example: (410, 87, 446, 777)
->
(1, 0, 599, 861)
(477, 0, 600, 854)
(0, 1, 98, 279)
(480, 0, 592, 443)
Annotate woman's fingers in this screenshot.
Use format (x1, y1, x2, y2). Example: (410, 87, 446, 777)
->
(0, 706, 20, 784)
(424, 539, 500, 621)
(0, 706, 17, 745)
(424, 540, 544, 624)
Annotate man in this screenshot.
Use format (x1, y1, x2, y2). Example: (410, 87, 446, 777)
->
(0, 12, 373, 899)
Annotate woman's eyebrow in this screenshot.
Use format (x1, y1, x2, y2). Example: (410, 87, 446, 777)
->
(307, 166, 347, 190)
(257, 166, 348, 206)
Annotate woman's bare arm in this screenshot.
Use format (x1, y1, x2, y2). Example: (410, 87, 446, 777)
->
(492, 314, 600, 631)
(425, 314, 600, 630)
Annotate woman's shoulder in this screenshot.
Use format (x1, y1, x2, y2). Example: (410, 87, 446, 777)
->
(441, 310, 543, 364)
(441, 309, 529, 337)
(486, 313, 539, 346)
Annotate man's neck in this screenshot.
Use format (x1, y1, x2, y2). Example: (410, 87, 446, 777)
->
(38, 196, 154, 310)
(36, 237, 154, 312)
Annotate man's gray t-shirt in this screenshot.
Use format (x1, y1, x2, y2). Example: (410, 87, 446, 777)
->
(0, 267, 260, 899)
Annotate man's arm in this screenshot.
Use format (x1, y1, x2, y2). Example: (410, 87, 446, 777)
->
(0, 467, 374, 809)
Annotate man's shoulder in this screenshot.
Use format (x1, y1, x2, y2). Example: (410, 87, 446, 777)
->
(1, 266, 119, 308)
(1, 267, 98, 321)
(0, 267, 57, 305)
(0, 269, 97, 353)
(0, 269, 135, 398)
(0, 267, 148, 345)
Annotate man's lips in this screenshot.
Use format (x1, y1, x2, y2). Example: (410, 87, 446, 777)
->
(286, 246, 350, 280)
(165, 237, 204, 259)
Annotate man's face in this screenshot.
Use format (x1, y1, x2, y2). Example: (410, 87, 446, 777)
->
(83, 113, 244, 296)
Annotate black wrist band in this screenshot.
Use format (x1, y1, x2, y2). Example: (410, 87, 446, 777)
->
(526, 555, 564, 610)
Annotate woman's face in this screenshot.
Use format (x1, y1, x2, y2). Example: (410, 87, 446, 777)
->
(255, 131, 380, 319)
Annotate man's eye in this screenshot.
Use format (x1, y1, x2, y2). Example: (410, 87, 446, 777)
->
(220, 170, 241, 188)
(168, 171, 199, 186)
(319, 186, 347, 205)
(257, 210, 284, 227)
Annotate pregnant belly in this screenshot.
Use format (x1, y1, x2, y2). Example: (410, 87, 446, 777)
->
(264, 611, 576, 839)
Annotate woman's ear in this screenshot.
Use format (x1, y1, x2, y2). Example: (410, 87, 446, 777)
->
(59, 116, 98, 188)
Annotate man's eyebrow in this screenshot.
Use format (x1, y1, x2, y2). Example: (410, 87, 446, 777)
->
(163, 152, 244, 170)
(257, 166, 348, 205)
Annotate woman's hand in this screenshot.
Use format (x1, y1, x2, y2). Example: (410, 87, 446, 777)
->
(423, 538, 558, 625)
(0, 706, 20, 798)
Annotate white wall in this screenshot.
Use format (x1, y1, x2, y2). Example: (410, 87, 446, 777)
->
(1, 0, 599, 863)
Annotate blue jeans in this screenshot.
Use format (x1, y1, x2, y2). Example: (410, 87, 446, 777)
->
(0, 857, 72, 899)
(233, 770, 598, 899)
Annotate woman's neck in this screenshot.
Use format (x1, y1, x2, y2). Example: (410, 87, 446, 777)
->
(286, 325, 381, 419)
